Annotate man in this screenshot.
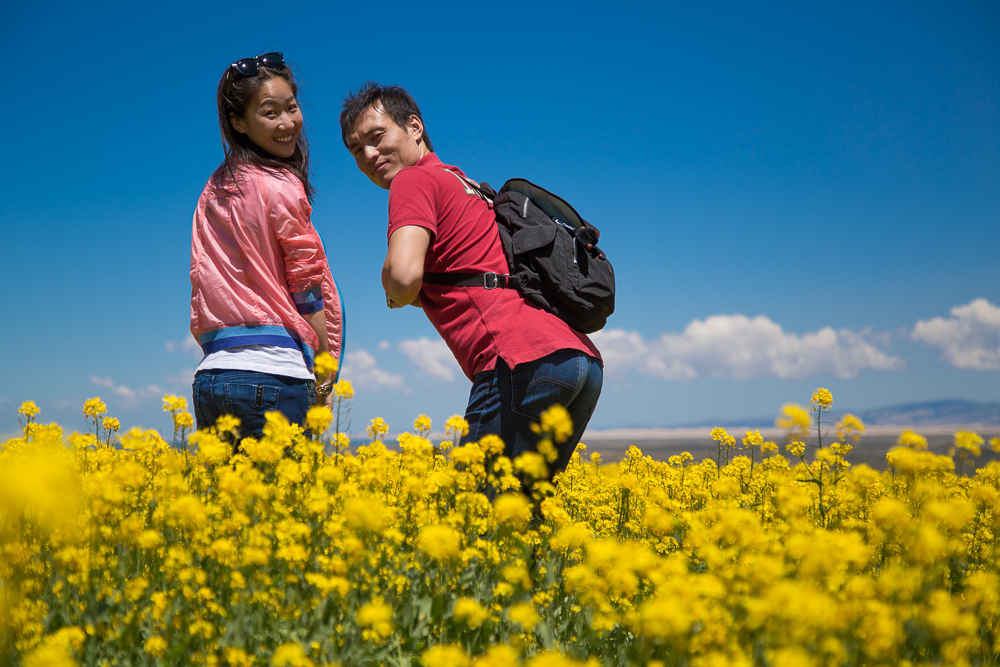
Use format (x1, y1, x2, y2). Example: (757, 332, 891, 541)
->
(340, 82, 602, 477)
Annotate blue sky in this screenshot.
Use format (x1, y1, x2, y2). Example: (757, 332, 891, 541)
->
(2, 0, 998, 438)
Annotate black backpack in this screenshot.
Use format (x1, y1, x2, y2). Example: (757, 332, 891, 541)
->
(424, 176, 615, 334)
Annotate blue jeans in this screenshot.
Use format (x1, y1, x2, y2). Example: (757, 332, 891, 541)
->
(461, 349, 603, 479)
(192, 370, 315, 442)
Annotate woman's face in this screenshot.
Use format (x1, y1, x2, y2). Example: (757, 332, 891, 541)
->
(231, 77, 302, 159)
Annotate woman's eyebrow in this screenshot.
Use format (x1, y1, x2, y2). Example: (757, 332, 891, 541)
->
(257, 95, 296, 106)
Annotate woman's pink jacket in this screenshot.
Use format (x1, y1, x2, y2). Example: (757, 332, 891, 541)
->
(190, 165, 344, 374)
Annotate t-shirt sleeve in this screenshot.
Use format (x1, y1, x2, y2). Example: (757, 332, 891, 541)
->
(387, 167, 439, 241)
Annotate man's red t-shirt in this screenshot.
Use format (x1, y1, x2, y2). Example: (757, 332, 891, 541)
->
(387, 153, 602, 381)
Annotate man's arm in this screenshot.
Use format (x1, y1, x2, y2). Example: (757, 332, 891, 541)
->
(383, 225, 432, 307)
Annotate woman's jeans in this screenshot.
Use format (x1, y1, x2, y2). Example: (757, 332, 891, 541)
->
(461, 349, 603, 480)
(192, 369, 315, 442)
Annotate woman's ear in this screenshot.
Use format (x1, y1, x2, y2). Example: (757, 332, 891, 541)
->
(230, 113, 246, 135)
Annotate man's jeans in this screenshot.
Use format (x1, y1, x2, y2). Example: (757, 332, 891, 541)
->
(461, 349, 603, 478)
(192, 369, 315, 442)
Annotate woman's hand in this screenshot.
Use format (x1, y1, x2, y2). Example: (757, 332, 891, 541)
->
(314, 380, 334, 408)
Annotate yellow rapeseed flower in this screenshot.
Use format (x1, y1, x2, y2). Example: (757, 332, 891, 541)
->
(216, 414, 241, 433)
(538, 438, 559, 463)
(954, 430, 983, 456)
(161, 394, 186, 413)
(710, 427, 736, 448)
(445, 414, 470, 438)
(836, 414, 865, 441)
(420, 644, 472, 667)
(344, 495, 388, 533)
(508, 602, 540, 630)
(333, 378, 354, 399)
(898, 430, 928, 450)
(224, 648, 255, 667)
(531, 404, 573, 443)
(776, 404, 810, 432)
(476, 645, 520, 667)
(83, 396, 107, 418)
(174, 410, 194, 430)
(417, 523, 462, 562)
(514, 451, 548, 479)
(5, 384, 1000, 667)
(271, 641, 315, 667)
(502, 564, 533, 590)
(262, 411, 298, 448)
(189, 431, 230, 465)
(453, 597, 489, 627)
(810, 388, 833, 409)
(414, 414, 432, 434)
(313, 351, 339, 378)
(637, 596, 691, 639)
(357, 600, 394, 639)
(479, 434, 505, 456)
(144, 635, 168, 657)
(367, 417, 389, 441)
(306, 405, 333, 434)
(785, 439, 807, 457)
(493, 494, 533, 531)
(18, 400, 40, 418)
(23, 641, 77, 667)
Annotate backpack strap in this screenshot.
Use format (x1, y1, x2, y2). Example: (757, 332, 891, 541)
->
(422, 171, 510, 291)
(450, 170, 495, 204)
(423, 271, 515, 290)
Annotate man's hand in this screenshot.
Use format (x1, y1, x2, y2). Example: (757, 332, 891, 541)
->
(383, 226, 432, 307)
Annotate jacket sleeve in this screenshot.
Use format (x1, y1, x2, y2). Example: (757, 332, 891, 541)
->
(265, 175, 326, 315)
(323, 274, 346, 382)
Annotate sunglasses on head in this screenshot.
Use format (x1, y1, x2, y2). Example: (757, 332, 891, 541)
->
(230, 52, 285, 76)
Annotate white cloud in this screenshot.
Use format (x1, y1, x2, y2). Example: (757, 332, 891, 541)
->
(398, 337, 463, 382)
(89, 376, 163, 405)
(165, 337, 202, 359)
(912, 298, 1000, 370)
(341, 350, 406, 391)
(591, 314, 903, 381)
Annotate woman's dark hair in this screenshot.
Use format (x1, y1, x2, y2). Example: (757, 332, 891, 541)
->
(340, 81, 433, 153)
(215, 60, 315, 200)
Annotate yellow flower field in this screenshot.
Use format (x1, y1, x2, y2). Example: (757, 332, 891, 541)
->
(2, 387, 1000, 667)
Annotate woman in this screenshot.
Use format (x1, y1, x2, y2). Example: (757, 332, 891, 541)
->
(190, 52, 344, 441)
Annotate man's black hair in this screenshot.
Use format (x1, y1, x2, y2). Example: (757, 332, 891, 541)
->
(340, 81, 434, 153)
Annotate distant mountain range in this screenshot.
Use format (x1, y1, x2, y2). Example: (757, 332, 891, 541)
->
(683, 400, 1000, 428)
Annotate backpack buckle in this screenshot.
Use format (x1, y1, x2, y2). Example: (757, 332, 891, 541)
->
(483, 272, 506, 289)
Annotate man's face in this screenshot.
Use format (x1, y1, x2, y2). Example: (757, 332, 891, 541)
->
(346, 103, 428, 190)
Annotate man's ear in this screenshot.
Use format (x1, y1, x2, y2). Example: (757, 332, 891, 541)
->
(230, 113, 247, 135)
(407, 114, 424, 142)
